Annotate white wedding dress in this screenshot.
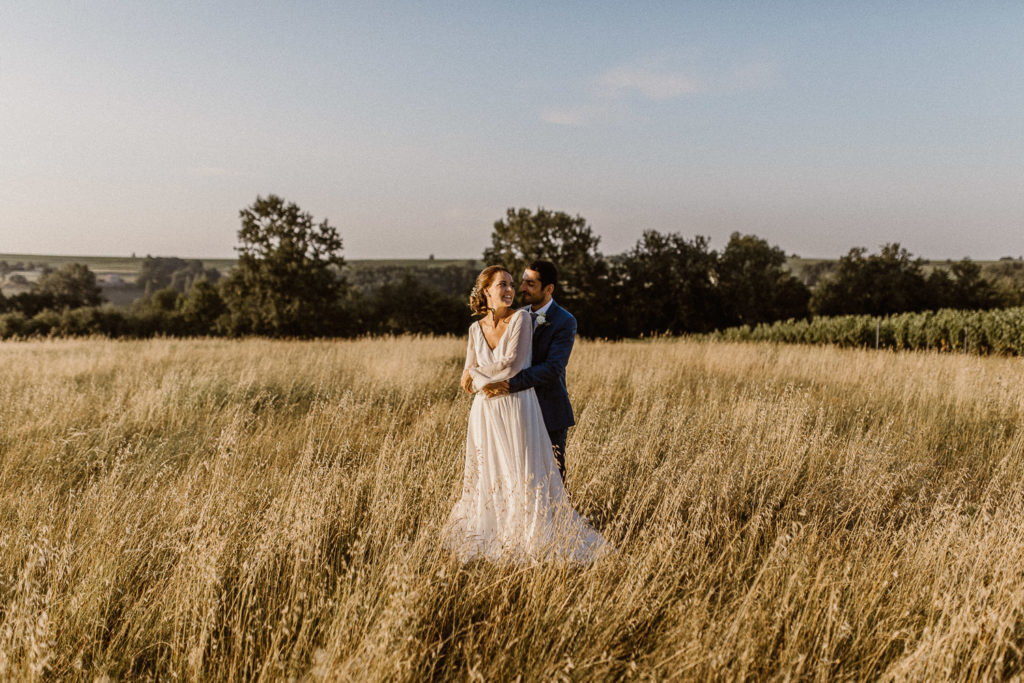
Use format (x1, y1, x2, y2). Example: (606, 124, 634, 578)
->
(444, 308, 611, 562)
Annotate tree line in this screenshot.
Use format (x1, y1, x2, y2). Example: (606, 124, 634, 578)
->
(1, 195, 1022, 340)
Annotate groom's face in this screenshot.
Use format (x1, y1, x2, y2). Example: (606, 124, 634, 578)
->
(519, 268, 551, 306)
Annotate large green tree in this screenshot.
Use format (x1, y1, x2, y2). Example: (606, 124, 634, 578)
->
(811, 243, 930, 316)
(982, 258, 1024, 307)
(483, 208, 611, 335)
(717, 232, 810, 326)
(617, 230, 722, 335)
(924, 259, 997, 310)
(221, 195, 348, 336)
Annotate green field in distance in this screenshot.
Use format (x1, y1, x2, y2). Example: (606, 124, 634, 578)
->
(0, 254, 484, 277)
(1, 252, 1008, 283)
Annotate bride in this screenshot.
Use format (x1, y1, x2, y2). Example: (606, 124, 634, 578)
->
(444, 265, 611, 562)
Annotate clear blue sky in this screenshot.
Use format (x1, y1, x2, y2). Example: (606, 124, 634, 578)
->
(2, 1, 1022, 259)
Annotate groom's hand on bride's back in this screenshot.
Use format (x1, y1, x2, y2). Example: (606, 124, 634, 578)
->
(482, 381, 509, 397)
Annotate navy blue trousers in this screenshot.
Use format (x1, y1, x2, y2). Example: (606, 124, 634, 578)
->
(548, 427, 568, 485)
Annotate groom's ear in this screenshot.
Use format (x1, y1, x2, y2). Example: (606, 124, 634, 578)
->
(543, 283, 555, 297)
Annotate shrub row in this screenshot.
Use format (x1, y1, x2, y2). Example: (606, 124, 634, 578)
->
(0, 306, 212, 340)
(0, 292, 471, 340)
(713, 307, 1024, 355)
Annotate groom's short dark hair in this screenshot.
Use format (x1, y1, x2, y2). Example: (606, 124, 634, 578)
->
(527, 260, 558, 292)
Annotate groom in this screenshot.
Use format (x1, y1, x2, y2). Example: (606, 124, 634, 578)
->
(482, 260, 576, 484)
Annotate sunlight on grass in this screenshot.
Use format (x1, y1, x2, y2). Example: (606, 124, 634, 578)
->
(1, 336, 1022, 679)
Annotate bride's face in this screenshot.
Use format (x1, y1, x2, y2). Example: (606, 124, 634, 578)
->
(485, 271, 515, 310)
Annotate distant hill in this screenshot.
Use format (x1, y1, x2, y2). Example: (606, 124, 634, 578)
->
(5, 252, 1009, 278)
(0, 254, 485, 306)
(0, 254, 482, 279)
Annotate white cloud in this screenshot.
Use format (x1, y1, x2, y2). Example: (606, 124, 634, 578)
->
(596, 66, 703, 100)
(538, 56, 779, 125)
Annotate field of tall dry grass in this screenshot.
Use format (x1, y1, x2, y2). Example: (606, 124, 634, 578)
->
(1, 336, 1023, 680)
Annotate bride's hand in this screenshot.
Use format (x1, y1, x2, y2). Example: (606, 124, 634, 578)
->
(482, 381, 509, 397)
(461, 369, 475, 394)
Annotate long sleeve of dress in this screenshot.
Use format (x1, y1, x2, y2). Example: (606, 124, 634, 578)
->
(464, 330, 477, 371)
(468, 310, 532, 392)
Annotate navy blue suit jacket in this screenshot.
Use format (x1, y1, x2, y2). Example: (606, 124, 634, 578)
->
(508, 301, 576, 432)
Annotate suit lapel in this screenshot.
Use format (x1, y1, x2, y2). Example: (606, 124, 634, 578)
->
(533, 302, 562, 350)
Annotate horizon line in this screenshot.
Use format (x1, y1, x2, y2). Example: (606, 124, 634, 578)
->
(2, 251, 1021, 264)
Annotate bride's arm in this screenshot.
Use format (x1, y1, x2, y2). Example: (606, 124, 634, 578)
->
(461, 327, 477, 393)
(464, 328, 477, 370)
(468, 310, 531, 392)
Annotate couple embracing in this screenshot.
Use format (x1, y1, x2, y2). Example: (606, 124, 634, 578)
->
(444, 261, 611, 562)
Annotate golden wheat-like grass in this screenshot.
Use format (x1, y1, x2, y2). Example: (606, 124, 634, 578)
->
(1, 336, 1023, 680)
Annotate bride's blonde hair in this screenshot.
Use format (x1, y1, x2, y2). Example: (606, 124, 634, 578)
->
(469, 265, 511, 317)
